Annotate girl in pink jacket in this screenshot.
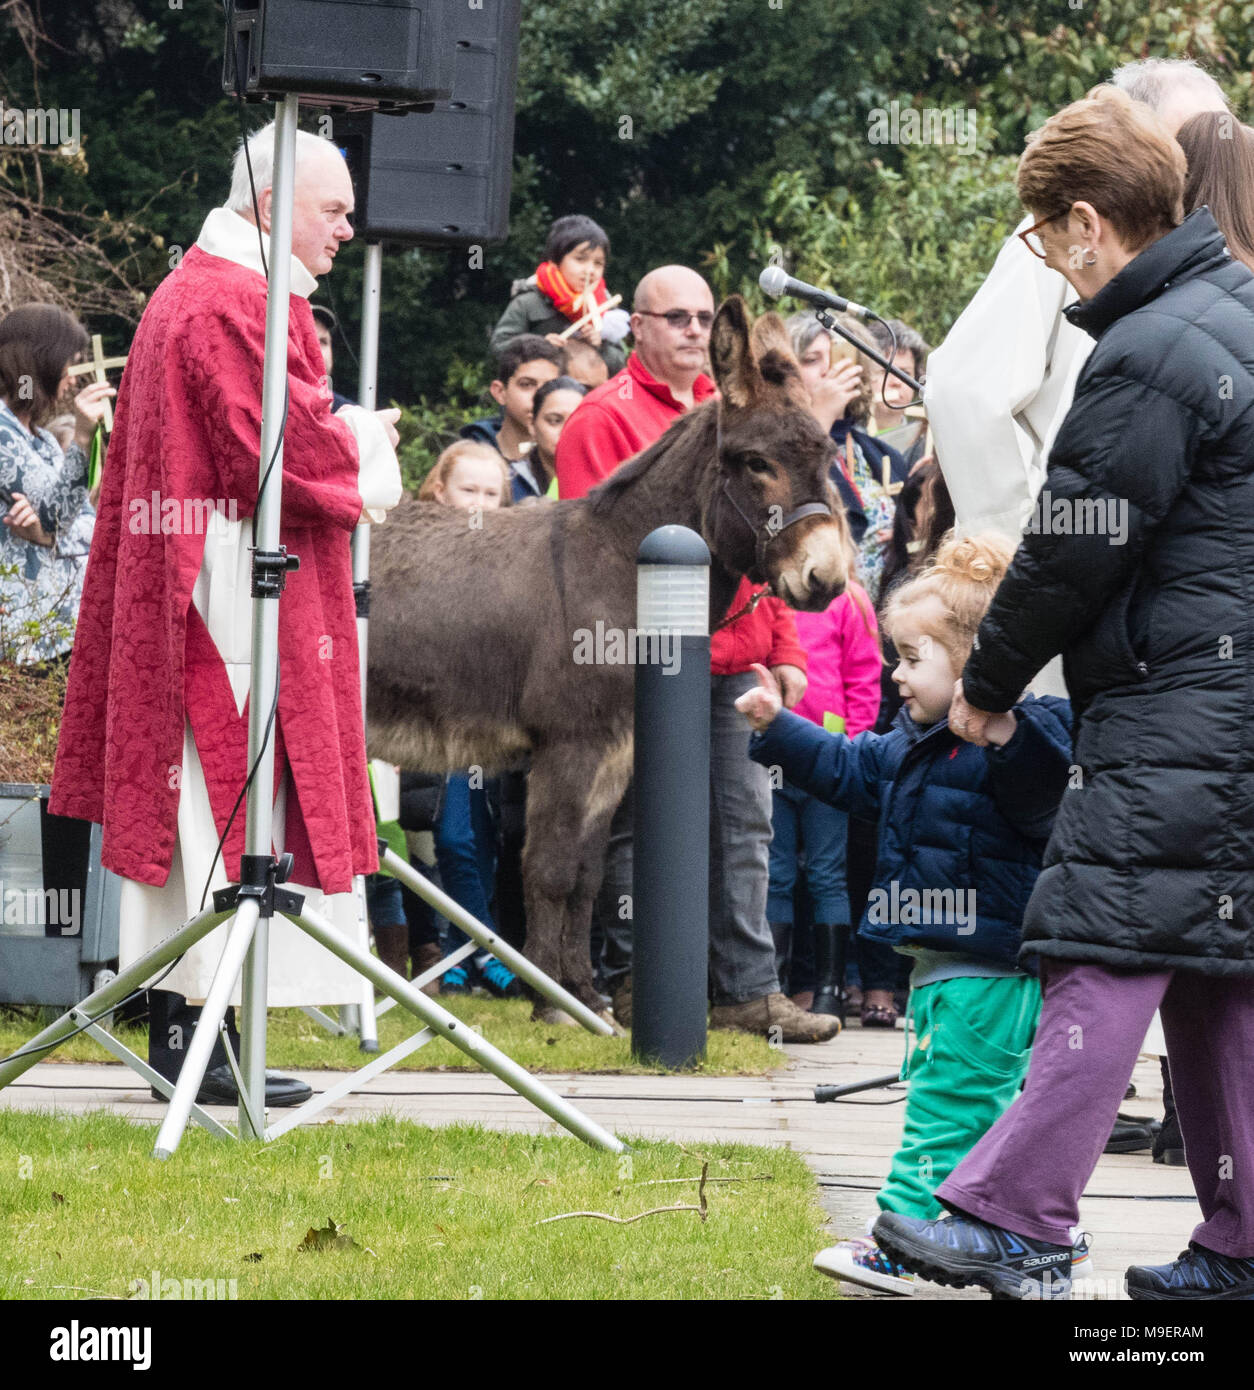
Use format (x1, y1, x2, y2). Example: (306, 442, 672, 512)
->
(767, 580, 881, 1015)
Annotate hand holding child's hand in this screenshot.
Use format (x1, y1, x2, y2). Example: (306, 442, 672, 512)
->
(735, 662, 783, 731)
(949, 679, 997, 746)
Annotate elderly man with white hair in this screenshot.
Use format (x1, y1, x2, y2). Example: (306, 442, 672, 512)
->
(51, 124, 402, 1106)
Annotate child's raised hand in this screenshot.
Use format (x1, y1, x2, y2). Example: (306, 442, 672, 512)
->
(735, 662, 783, 731)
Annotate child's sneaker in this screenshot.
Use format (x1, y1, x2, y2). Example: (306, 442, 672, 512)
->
(814, 1236, 916, 1295)
(441, 965, 471, 995)
(477, 957, 523, 999)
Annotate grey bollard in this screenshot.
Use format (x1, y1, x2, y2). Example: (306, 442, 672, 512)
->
(631, 525, 710, 1068)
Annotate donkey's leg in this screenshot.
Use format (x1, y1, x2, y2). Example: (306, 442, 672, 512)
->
(558, 737, 634, 1012)
(521, 742, 612, 1018)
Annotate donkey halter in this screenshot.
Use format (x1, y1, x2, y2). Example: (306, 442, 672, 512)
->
(712, 404, 833, 582)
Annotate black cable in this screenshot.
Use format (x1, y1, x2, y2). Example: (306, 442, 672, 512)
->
(0, 956, 184, 1067)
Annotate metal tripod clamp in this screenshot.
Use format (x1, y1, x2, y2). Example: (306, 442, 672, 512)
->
(250, 545, 301, 598)
(213, 852, 305, 920)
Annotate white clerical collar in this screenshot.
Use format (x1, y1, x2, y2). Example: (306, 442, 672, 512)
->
(194, 206, 318, 299)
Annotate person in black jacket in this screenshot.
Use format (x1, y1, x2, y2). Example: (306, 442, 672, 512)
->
(875, 85, 1254, 1303)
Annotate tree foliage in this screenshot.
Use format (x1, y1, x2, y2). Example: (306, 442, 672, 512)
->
(2, 0, 1251, 439)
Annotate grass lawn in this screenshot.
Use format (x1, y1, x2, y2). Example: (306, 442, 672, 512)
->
(0, 1110, 837, 1300)
(0, 997, 780, 1076)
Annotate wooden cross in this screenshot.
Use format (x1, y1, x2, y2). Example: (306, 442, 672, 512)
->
(67, 333, 127, 433)
(559, 292, 623, 341)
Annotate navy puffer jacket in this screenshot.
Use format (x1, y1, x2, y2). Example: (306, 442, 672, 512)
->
(749, 696, 1073, 967)
(959, 209, 1254, 977)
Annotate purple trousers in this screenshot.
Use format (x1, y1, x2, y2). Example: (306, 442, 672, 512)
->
(938, 959, 1254, 1257)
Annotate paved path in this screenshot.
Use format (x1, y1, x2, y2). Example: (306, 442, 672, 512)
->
(1, 1021, 1195, 1300)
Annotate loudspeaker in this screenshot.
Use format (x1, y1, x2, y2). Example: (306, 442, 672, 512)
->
(222, 0, 454, 112)
(338, 0, 521, 247)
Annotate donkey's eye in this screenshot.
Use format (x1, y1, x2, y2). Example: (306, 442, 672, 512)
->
(744, 456, 774, 476)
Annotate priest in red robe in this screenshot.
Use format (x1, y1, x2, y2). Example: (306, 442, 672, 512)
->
(50, 124, 402, 1103)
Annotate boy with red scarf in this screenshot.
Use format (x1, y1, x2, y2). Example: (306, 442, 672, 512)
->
(490, 215, 631, 375)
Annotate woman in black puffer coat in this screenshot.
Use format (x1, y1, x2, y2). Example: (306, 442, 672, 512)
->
(874, 85, 1254, 1303)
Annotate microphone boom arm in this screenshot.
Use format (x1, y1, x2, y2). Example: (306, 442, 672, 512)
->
(814, 307, 922, 396)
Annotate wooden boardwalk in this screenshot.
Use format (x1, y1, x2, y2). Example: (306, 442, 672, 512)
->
(1, 1020, 1196, 1300)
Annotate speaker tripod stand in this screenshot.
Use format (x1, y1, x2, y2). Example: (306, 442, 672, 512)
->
(0, 95, 621, 1157)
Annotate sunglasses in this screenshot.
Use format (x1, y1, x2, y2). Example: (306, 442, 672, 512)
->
(637, 309, 715, 330)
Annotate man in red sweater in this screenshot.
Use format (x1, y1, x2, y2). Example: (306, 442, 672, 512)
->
(555, 265, 840, 1042)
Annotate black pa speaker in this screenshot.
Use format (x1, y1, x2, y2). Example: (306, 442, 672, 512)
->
(222, 0, 454, 112)
(338, 0, 521, 247)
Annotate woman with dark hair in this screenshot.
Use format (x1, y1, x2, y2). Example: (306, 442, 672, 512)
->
(0, 303, 112, 662)
(875, 85, 1254, 1302)
(1176, 109, 1254, 271)
(490, 214, 631, 374)
(524, 374, 588, 499)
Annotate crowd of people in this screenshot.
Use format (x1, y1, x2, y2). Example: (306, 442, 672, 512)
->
(4, 54, 1254, 1300)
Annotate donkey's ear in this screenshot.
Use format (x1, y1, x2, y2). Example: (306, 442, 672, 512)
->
(751, 312, 808, 404)
(751, 311, 793, 363)
(709, 295, 755, 408)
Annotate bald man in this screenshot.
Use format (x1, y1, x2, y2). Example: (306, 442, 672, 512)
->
(554, 266, 716, 496)
(554, 266, 838, 1043)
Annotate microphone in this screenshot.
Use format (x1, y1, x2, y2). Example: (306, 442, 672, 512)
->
(758, 265, 874, 320)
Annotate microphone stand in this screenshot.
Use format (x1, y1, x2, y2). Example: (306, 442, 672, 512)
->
(813, 308, 922, 398)
(808, 301, 919, 1103)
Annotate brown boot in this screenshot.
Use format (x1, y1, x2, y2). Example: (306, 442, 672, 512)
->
(373, 923, 409, 980)
(411, 941, 444, 997)
(710, 991, 841, 1043)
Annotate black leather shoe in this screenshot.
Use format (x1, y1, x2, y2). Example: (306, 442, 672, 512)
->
(1104, 1118, 1154, 1153)
(150, 1066, 312, 1108)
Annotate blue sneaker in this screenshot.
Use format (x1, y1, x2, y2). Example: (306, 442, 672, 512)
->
(874, 1210, 1072, 1300)
(1126, 1243, 1254, 1300)
(814, 1236, 916, 1295)
(476, 957, 523, 999)
(441, 965, 470, 995)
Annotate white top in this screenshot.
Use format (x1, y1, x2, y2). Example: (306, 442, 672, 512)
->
(924, 214, 1094, 541)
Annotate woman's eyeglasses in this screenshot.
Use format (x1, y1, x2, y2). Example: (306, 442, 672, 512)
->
(637, 309, 715, 330)
(1018, 209, 1071, 259)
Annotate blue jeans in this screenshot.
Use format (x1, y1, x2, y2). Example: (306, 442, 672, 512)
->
(435, 773, 498, 961)
(767, 782, 850, 925)
(365, 873, 405, 928)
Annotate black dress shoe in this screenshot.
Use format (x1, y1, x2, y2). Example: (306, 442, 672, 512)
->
(1104, 1118, 1155, 1154)
(150, 1066, 312, 1108)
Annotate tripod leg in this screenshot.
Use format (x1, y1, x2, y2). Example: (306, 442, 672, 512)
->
(380, 848, 612, 1036)
(154, 898, 261, 1159)
(353, 875, 379, 1053)
(286, 902, 624, 1153)
(0, 905, 232, 1089)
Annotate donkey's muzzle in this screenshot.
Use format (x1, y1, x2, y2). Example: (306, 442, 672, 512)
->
(771, 515, 848, 611)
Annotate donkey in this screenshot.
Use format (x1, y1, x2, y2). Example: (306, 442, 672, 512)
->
(366, 297, 851, 1019)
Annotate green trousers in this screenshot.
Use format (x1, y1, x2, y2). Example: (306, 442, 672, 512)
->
(878, 972, 1042, 1220)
